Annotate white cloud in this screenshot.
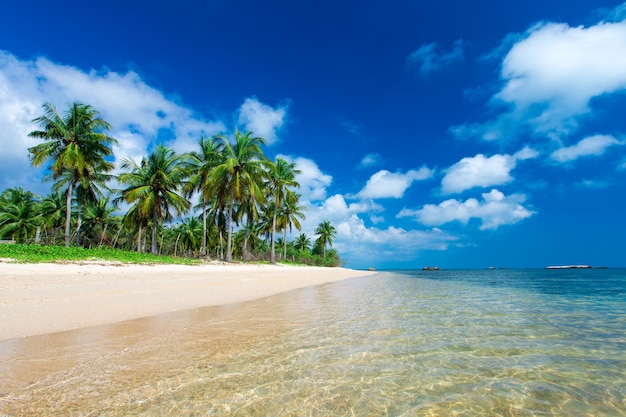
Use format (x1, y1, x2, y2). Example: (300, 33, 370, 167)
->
(497, 20, 626, 135)
(357, 167, 433, 199)
(550, 134, 623, 162)
(513, 146, 540, 160)
(407, 40, 464, 75)
(237, 97, 287, 145)
(297, 193, 458, 268)
(359, 153, 383, 168)
(441, 154, 515, 194)
(279, 156, 333, 202)
(399, 189, 535, 230)
(0, 50, 225, 193)
(452, 11, 626, 141)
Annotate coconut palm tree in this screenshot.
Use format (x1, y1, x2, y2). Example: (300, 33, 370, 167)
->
(82, 196, 118, 248)
(277, 192, 306, 260)
(176, 216, 203, 256)
(314, 220, 337, 259)
(265, 157, 301, 264)
(183, 136, 225, 256)
(117, 144, 191, 254)
(293, 233, 311, 254)
(28, 102, 117, 247)
(208, 130, 267, 262)
(0, 188, 42, 243)
(39, 191, 66, 244)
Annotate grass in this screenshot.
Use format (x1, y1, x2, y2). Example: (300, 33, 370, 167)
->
(0, 244, 200, 265)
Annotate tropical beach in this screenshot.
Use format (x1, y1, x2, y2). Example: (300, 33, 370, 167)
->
(1, 267, 625, 416)
(0, 261, 374, 340)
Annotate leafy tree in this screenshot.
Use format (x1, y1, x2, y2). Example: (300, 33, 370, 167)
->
(176, 216, 203, 255)
(209, 130, 267, 262)
(0, 188, 42, 243)
(28, 102, 117, 247)
(314, 220, 337, 259)
(277, 192, 306, 260)
(293, 233, 311, 254)
(39, 191, 66, 244)
(266, 157, 301, 264)
(183, 136, 224, 256)
(117, 144, 191, 254)
(82, 197, 118, 248)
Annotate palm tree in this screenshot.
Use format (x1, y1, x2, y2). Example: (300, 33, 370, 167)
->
(208, 130, 268, 262)
(39, 191, 66, 244)
(176, 216, 203, 256)
(82, 197, 118, 248)
(183, 136, 224, 256)
(293, 233, 311, 254)
(277, 192, 306, 260)
(52, 163, 112, 246)
(28, 102, 117, 247)
(314, 220, 337, 259)
(266, 157, 301, 264)
(0, 188, 42, 243)
(117, 144, 191, 254)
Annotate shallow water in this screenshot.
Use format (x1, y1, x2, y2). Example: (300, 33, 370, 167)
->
(1, 269, 625, 416)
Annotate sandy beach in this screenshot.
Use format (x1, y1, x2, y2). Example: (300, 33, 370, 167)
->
(0, 261, 375, 341)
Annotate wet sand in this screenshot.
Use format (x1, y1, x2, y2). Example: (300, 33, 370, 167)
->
(0, 262, 374, 340)
(0, 263, 375, 415)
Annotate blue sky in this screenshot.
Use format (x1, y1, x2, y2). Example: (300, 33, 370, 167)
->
(1, 0, 626, 269)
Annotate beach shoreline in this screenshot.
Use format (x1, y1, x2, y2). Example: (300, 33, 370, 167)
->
(0, 261, 376, 341)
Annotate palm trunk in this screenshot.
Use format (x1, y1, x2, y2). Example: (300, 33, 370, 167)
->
(65, 182, 73, 247)
(151, 211, 158, 254)
(226, 199, 233, 262)
(75, 205, 82, 246)
(201, 196, 207, 256)
(99, 224, 108, 248)
(137, 223, 143, 253)
(270, 200, 278, 264)
(283, 228, 287, 260)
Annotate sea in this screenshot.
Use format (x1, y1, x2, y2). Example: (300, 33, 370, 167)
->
(1, 268, 625, 416)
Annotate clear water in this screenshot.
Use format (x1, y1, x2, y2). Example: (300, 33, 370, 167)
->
(1, 269, 625, 416)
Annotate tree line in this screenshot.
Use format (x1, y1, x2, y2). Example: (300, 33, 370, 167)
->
(0, 102, 340, 266)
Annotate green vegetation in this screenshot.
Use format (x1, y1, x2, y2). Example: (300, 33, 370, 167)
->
(0, 101, 342, 267)
(0, 244, 197, 264)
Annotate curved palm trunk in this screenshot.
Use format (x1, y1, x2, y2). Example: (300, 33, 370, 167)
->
(99, 224, 108, 248)
(64, 182, 73, 247)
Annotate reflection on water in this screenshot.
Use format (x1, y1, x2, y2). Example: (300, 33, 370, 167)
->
(1, 271, 625, 416)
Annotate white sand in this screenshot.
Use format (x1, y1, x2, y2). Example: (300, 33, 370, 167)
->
(0, 261, 376, 340)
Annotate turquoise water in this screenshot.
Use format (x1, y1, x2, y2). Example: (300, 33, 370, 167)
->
(2, 269, 625, 416)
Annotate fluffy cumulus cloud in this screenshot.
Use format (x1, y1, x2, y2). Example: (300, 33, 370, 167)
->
(278, 156, 333, 203)
(399, 189, 535, 230)
(297, 193, 458, 268)
(357, 167, 433, 199)
(550, 134, 623, 162)
(442, 154, 513, 195)
(237, 97, 288, 145)
(453, 11, 626, 141)
(440, 150, 538, 194)
(407, 40, 464, 75)
(0, 50, 225, 192)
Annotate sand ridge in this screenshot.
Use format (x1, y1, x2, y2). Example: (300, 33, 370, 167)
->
(0, 261, 376, 340)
